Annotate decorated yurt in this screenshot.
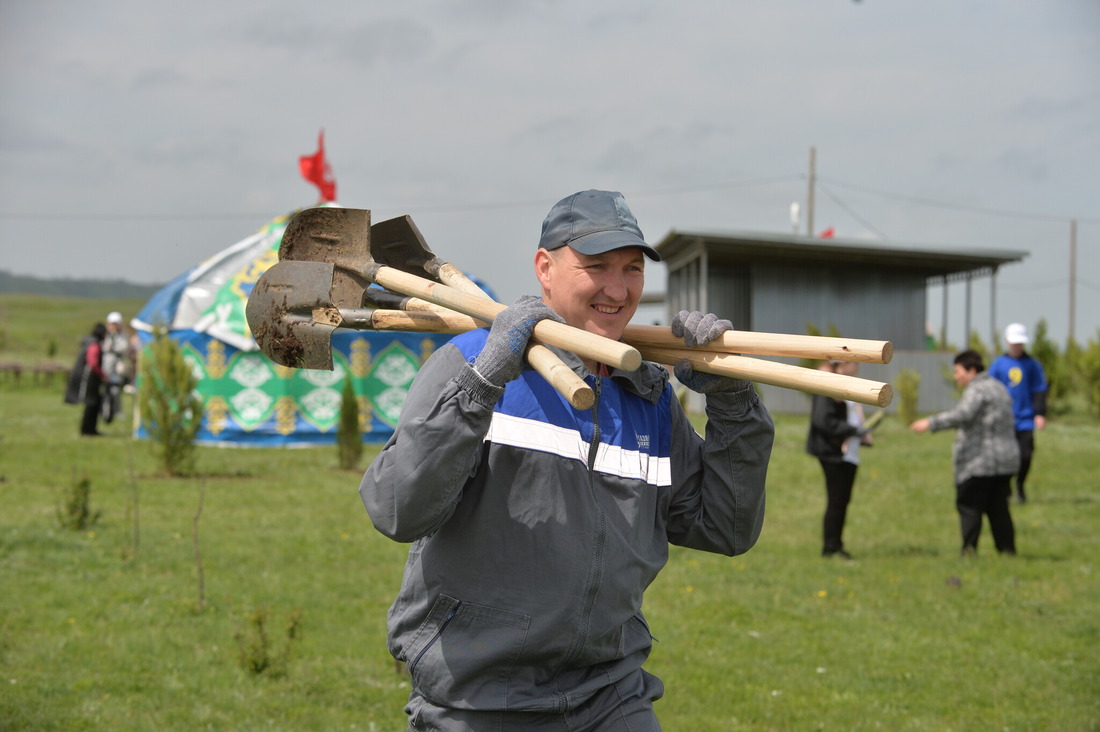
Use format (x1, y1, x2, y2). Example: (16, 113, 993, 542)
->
(131, 207, 481, 446)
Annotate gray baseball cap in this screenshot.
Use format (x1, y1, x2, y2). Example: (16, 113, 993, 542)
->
(538, 190, 661, 261)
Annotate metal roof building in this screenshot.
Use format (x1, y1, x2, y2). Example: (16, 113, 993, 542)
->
(655, 229, 1028, 351)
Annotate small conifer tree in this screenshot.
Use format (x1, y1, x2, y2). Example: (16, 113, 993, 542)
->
(967, 330, 990, 367)
(138, 327, 203, 476)
(337, 376, 363, 470)
(1081, 330, 1100, 419)
(1030, 319, 1067, 414)
(57, 475, 101, 531)
(896, 368, 921, 426)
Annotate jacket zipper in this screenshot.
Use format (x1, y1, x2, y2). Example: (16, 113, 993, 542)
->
(409, 601, 462, 672)
(554, 376, 608, 710)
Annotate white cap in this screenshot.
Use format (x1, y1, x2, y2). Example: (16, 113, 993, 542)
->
(1004, 322, 1029, 345)
(106, 311, 123, 324)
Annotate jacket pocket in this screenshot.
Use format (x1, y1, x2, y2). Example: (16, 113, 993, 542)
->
(406, 594, 531, 710)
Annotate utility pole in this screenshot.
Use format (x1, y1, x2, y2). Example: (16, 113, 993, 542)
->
(1069, 218, 1077, 343)
(806, 146, 816, 237)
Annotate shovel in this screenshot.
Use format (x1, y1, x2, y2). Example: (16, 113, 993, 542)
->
(278, 207, 640, 366)
(369, 214, 491, 299)
(247, 260, 490, 363)
(248, 259, 596, 409)
(246, 260, 346, 370)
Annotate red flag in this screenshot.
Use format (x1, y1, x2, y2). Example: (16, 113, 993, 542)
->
(298, 130, 337, 203)
(818, 226, 835, 238)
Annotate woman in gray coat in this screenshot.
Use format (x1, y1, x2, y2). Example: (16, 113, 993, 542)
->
(910, 350, 1020, 556)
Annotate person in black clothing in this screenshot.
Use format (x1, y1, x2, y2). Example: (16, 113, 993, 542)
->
(64, 323, 108, 436)
(805, 361, 870, 559)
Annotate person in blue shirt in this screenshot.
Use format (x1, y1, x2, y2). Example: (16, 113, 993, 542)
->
(988, 323, 1048, 503)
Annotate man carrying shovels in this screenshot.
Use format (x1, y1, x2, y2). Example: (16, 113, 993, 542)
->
(359, 190, 774, 730)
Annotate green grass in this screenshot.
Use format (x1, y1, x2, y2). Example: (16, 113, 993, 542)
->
(3, 379, 1099, 729)
(0, 293, 149, 365)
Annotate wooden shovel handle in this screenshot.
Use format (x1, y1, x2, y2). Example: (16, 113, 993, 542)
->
(431, 262, 593, 409)
(623, 325, 892, 364)
(369, 265, 642, 371)
(364, 310, 594, 410)
(436, 262, 492, 299)
(636, 346, 893, 407)
(364, 309, 486, 332)
(363, 310, 891, 407)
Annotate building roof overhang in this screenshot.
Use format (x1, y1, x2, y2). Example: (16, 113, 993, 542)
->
(656, 229, 1027, 281)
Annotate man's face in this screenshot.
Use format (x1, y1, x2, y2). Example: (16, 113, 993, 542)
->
(1007, 342, 1024, 357)
(953, 363, 976, 389)
(535, 245, 645, 341)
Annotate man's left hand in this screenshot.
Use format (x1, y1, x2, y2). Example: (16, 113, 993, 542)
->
(671, 310, 732, 348)
(671, 310, 745, 393)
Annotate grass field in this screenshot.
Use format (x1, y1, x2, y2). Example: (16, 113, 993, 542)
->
(0, 294, 149, 365)
(2, 298, 1098, 730)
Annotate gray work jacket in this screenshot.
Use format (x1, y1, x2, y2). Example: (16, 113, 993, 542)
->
(360, 330, 773, 713)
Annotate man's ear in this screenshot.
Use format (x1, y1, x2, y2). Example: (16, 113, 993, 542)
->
(534, 248, 554, 290)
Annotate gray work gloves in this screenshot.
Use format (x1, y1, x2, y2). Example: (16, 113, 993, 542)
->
(473, 295, 564, 387)
(670, 309, 747, 394)
(671, 310, 732, 348)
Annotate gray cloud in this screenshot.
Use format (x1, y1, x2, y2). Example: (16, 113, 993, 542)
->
(0, 0, 1097, 345)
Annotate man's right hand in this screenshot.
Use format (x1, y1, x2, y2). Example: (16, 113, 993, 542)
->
(474, 296, 564, 387)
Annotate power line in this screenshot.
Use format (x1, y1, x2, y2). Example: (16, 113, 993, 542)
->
(817, 175, 1100, 225)
(0, 212, 272, 222)
(816, 182, 891, 239)
(0, 176, 803, 220)
(0, 172, 1096, 226)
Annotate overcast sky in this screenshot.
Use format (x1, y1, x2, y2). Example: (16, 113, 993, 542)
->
(2, 0, 1098, 347)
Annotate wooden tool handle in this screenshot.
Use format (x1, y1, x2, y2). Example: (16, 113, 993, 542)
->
(348, 308, 891, 406)
(364, 309, 487, 332)
(370, 266, 642, 371)
(524, 343, 595, 410)
(436, 262, 493, 299)
(623, 325, 893, 364)
(636, 346, 893, 407)
(354, 309, 594, 410)
(432, 264, 594, 409)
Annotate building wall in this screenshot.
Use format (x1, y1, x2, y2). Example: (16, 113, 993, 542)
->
(749, 263, 926, 350)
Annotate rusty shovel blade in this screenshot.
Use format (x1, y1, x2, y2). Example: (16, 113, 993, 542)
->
(246, 259, 340, 370)
(279, 206, 374, 310)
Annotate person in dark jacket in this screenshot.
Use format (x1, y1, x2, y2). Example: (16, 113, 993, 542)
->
(806, 361, 870, 559)
(360, 190, 774, 730)
(64, 323, 108, 436)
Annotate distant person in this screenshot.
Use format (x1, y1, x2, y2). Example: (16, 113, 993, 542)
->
(988, 323, 1048, 503)
(101, 311, 135, 424)
(910, 350, 1019, 557)
(65, 323, 108, 436)
(805, 360, 871, 559)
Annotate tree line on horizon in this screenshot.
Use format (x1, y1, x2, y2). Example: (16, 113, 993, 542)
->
(0, 269, 163, 300)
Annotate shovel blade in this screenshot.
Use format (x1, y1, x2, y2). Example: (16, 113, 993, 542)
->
(246, 260, 339, 370)
(280, 206, 373, 310)
(371, 214, 438, 274)
(280, 206, 371, 272)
